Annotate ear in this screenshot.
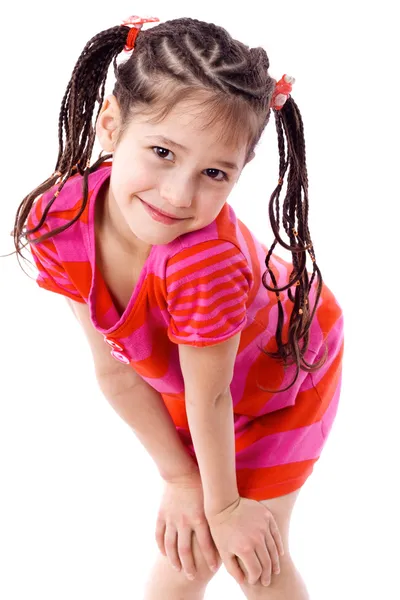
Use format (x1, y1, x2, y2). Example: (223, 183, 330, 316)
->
(95, 94, 122, 152)
(247, 151, 256, 163)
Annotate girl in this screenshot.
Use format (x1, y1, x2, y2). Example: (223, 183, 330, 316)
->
(12, 15, 344, 600)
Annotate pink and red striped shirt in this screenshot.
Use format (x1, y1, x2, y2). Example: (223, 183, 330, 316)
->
(27, 162, 344, 499)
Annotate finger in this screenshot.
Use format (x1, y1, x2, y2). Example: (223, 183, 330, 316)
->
(226, 554, 246, 585)
(269, 516, 285, 557)
(155, 519, 166, 556)
(237, 552, 263, 586)
(164, 526, 181, 571)
(177, 528, 196, 580)
(255, 542, 273, 586)
(194, 524, 220, 572)
(265, 530, 281, 574)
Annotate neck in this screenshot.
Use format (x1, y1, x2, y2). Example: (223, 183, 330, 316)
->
(97, 180, 146, 256)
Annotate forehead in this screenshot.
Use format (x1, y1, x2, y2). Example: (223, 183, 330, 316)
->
(132, 94, 253, 154)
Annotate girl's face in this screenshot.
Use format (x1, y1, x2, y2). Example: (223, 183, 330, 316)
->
(96, 95, 252, 255)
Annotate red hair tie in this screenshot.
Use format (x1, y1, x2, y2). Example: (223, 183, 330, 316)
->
(122, 15, 160, 52)
(272, 74, 296, 110)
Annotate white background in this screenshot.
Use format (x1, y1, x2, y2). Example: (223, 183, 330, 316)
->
(0, 1, 399, 598)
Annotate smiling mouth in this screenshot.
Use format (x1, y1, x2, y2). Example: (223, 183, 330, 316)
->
(139, 198, 188, 220)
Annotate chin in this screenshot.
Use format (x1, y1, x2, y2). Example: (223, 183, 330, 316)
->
(129, 226, 176, 246)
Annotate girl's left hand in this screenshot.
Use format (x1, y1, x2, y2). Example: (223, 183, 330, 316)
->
(206, 496, 284, 586)
(155, 470, 221, 580)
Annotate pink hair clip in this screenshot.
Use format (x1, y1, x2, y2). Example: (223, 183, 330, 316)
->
(272, 74, 296, 110)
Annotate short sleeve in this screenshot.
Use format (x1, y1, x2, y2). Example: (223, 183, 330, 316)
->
(26, 197, 86, 304)
(166, 239, 254, 347)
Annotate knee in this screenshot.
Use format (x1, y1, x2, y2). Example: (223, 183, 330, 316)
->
(160, 531, 222, 588)
(239, 553, 309, 598)
(238, 551, 292, 582)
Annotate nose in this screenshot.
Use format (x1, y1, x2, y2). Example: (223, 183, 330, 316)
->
(159, 172, 195, 208)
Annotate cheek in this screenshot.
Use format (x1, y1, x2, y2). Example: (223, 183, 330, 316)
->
(112, 171, 152, 201)
(200, 196, 226, 219)
(111, 152, 153, 191)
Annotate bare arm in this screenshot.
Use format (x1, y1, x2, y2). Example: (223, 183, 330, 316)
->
(67, 299, 198, 481)
(98, 375, 199, 481)
(177, 336, 242, 516)
(185, 389, 239, 516)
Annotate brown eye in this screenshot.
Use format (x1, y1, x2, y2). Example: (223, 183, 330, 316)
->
(205, 168, 227, 182)
(153, 146, 173, 160)
(152, 147, 228, 182)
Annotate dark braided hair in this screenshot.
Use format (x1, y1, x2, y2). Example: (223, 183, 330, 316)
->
(10, 17, 328, 393)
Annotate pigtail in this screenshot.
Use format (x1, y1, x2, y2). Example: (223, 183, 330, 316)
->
(11, 24, 132, 265)
(255, 96, 328, 393)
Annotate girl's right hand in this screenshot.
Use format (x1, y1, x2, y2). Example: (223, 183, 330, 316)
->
(206, 496, 284, 586)
(155, 470, 221, 580)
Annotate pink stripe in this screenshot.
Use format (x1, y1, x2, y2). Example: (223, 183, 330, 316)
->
(173, 300, 246, 333)
(38, 276, 81, 299)
(320, 372, 342, 439)
(33, 244, 59, 264)
(171, 272, 247, 303)
(166, 241, 236, 278)
(52, 274, 73, 288)
(173, 292, 246, 314)
(169, 284, 247, 316)
(170, 289, 246, 321)
(172, 311, 245, 338)
(170, 316, 247, 344)
(236, 418, 325, 469)
(167, 252, 247, 294)
(310, 316, 344, 385)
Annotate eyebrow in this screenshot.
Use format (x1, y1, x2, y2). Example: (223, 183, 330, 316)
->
(145, 135, 239, 171)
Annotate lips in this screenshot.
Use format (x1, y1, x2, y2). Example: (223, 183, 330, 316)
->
(139, 198, 185, 220)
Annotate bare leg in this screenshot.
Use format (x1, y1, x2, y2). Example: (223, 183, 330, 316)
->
(238, 489, 310, 599)
(238, 553, 310, 599)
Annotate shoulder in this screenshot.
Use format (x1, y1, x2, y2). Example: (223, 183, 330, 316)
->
(165, 238, 253, 347)
(165, 237, 253, 291)
(24, 165, 111, 303)
(27, 164, 111, 236)
(165, 203, 254, 287)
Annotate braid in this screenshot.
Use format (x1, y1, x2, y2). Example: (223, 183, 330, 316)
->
(56, 27, 125, 172)
(259, 97, 327, 393)
(11, 24, 130, 259)
(10, 16, 327, 392)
